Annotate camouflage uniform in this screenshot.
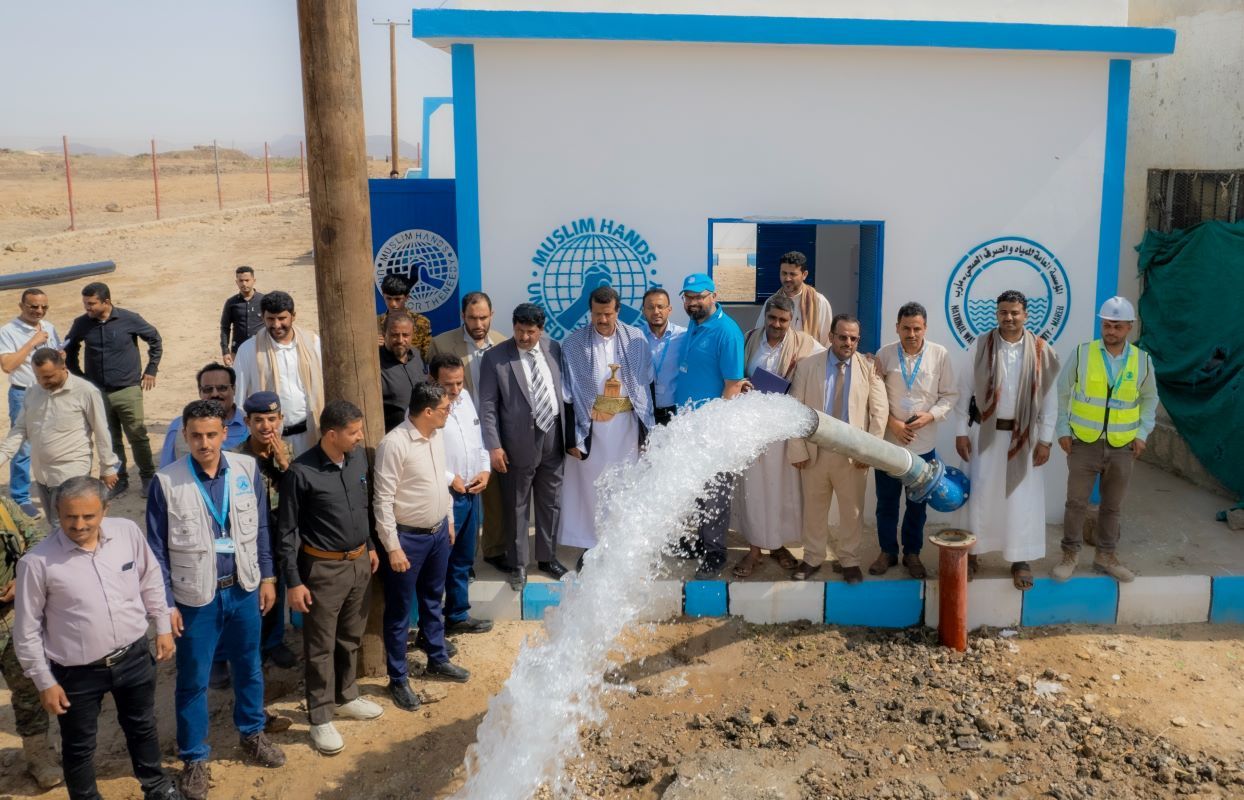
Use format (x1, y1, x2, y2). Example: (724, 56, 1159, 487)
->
(233, 437, 294, 652)
(378, 309, 433, 363)
(0, 497, 49, 737)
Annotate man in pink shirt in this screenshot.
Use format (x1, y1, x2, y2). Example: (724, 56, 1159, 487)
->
(14, 476, 181, 800)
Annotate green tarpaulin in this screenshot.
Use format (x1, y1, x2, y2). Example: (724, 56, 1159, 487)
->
(1137, 220, 1244, 498)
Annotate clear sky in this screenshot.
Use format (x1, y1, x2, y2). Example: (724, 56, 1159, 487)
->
(0, 0, 452, 154)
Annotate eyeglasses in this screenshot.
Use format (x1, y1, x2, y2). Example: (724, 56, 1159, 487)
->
(200, 385, 232, 394)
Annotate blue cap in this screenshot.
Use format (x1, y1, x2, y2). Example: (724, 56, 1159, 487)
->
(243, 391, 282, 415)
(680, 273, 716, 295)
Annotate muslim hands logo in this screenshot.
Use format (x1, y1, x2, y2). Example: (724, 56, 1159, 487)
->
(528, 217, 659, 340)
(374, 229, 460, 314)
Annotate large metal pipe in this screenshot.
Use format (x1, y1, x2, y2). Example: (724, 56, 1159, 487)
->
(801, 408, 968, 512)
(0, 260, 115, 292)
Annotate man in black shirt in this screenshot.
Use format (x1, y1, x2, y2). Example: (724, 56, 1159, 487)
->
(277, 400, 382, 755)
(63, 282, 162, 499)
(220, 266, 265, 367)
(379, 314, 426, 432)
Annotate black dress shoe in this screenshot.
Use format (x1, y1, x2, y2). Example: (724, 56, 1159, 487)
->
(412, 628, 458, 658)
(389, 680, 422, 711)
(575, 552, 585, 572)
(445, 617, 493, 634)
(483, 554, 511, 571)
(508, 567, 526, 591)
(426, 660, 470, 682)
(538, 560, 568, 579)
(263, 642, 298, 669)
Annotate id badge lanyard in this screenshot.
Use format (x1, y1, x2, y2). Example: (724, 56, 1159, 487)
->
(898, 344, 925, 414)
(188, 456, 234, 554)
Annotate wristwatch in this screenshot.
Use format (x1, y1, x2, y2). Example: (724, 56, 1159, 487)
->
(260, 577, 278, 585)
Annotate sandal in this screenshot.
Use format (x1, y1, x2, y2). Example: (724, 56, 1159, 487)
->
(967, 554, 979, 582)
(1010, 561, 1034, 591)
(732, 552, 760, 579)
(770, 547, 798, 571)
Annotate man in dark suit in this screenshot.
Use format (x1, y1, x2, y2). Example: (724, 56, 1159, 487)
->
(478, 303, 568, 590)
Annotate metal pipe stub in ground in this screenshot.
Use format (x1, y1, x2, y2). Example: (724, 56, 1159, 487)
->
(929, 529, 977, 652)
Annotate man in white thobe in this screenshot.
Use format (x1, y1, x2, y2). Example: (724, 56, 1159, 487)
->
(954, 290, 1060, 591)
(559, 286, 654, 569)
(233, 291, 324, 457)
(731, 294, 823, 578)
(754, 250, 833, 346)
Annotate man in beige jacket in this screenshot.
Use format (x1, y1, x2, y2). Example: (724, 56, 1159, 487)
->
(786, 314, 888, 584)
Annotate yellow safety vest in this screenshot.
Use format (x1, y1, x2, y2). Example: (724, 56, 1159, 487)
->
(1068, 340, 1141, 446)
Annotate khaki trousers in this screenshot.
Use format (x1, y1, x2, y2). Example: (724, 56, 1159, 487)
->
(800, 451, 867, 568)
(1062, 437, 1135, 555)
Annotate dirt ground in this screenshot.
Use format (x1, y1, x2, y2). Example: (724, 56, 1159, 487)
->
(0, 158, 1241, 799)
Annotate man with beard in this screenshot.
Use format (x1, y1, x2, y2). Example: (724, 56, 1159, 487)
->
(955, 291, 1060, 592)
(430, 292, 509, 570)
(233, 291, 324, 457)
(558, 286, 654, 569)
(754, 251, 833, 346)
(160, 364, 249, 466)
(673, 273, 745, 580)
(379, 314, 426, 432)
(640, 288, 685, 426)
(731, 294, 823, 578)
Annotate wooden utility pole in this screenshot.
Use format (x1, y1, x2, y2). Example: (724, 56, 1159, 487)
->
(297, 0, 387, 675)
(373, 19, 409, 177)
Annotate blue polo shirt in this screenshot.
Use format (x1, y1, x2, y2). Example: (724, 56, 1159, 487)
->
(673, 306, 745, 408)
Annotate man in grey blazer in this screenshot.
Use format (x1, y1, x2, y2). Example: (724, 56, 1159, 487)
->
(478, 303, 568, 590)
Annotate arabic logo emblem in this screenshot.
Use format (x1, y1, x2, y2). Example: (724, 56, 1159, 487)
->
(374, 229, 459, 314)
(528, 217, 659, 340)
(944, 236, 1071, 349)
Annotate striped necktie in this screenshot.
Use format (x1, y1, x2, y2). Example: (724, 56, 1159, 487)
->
(527, 349, 556, 432)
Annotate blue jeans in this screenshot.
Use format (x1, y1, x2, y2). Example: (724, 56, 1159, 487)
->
(445, 492, 480, 624)
(7, 385, 30, 505)
(175, 584, 266, 763)
(874, 449, 935, 557)
(381, 519, 450, 681)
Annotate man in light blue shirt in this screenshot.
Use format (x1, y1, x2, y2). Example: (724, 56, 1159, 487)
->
(641, 288, 686, 425)
(672, 274, 745, 580)
(160, 364, 249, 467)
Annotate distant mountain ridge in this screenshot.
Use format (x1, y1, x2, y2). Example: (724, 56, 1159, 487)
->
(11, 135, 418, 160)
(257, 134, 419, 160)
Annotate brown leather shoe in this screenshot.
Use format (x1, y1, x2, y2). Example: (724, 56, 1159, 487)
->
(842, 566, 864, 585)
(902, 553, 927, 579)
(178, 761, 211, 800)
(868, 552, 898, 575)
(240, 731, 286, 768)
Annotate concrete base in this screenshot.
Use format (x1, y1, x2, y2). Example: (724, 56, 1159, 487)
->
(1117, 575, 1212, 625)
(925, 578, 1023, 630)
(729, 582, 824, 624)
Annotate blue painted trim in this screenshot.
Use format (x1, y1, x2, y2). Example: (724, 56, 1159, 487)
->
(1210, 576, 1244, 624)
(419, 96, 453, 179)
(522, 582, 563, 621)
(684, 580, 728, 617)
(1094, 59, 1131, 317)
(450, 44, 482, 296)
(412, 10, 1175, 56)
(1022, 577, 1119, 626)
(825, 580, 924, 628)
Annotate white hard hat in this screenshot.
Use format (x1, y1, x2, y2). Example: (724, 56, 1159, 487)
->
(1098, 296, 1136, 322)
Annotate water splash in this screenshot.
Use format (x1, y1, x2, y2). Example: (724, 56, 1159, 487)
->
(451, 392, 816, 800)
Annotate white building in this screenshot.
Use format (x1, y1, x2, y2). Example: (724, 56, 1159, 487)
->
(411, 0, 1175, 518)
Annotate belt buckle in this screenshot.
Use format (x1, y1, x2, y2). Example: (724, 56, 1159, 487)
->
(103, 645, 129, 667)
(218, 574, 236, 589)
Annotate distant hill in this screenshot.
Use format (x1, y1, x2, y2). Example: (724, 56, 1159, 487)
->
(36, 142, 126, 157)
(250, 134, 419, 160)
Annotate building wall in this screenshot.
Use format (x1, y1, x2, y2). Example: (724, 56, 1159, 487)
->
(1117, 0, 1244, 303)
(468, 39, 1118, 518)
(428, 104, 456, 179)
